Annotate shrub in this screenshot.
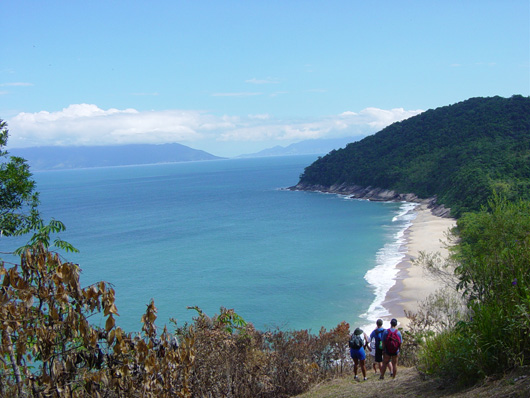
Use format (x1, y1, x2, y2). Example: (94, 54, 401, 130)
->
(416, 325, 479, 385)
(178, 312, 352, 397)
(415, 196, 530, 386)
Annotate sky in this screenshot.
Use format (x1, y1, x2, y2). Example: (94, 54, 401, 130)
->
(1, 1, 529, 157)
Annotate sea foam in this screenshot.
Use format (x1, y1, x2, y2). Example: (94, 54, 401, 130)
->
(361, 202, 417, 330)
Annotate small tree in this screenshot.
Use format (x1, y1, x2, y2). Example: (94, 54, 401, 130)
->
(0, 243, 118, 396)
(0, 119, 40, 237)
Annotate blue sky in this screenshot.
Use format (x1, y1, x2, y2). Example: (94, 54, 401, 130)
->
(1, 1, 528, 157)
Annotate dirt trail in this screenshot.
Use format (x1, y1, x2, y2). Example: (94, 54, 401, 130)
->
(295, 367, 530, 398)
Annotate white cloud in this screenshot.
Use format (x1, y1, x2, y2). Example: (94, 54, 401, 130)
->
(245, 77, 280, 84)
(0, 82, 34, 87)
(131, 92, 159, 96)
(248, 114, 270, 120)
(305, 89, 327, 93)
(211, 92, 262, 97)
(269, 91, 288, 97)
(353, 107, 423, 130)
(7, 104, 423, 152)
(9, 104, 209, 146)
(217, 107, 423, 143)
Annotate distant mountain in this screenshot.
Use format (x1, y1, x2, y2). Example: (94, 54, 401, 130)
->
(237, 137, 358, 158)
(293, 95, 530, 217)
(8, 143, 224, 170)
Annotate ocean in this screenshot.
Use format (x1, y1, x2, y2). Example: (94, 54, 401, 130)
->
(1, 155, 415, 333)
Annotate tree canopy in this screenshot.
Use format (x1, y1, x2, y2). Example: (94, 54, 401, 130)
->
(298, 95, 530, 217)
(0, 119, 40, 236)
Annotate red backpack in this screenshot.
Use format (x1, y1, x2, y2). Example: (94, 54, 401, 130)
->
(385, 328, 401, 354)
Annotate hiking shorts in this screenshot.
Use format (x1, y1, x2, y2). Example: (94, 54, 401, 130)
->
(384, 349, 399, 357)
(350, 347, 366, 361)
(375, 347, 383, 362)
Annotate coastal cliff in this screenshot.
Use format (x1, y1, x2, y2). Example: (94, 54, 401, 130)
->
(289, 181, 452, 217)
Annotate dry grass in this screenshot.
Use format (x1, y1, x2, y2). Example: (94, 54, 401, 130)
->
(295, 367, 530, 398)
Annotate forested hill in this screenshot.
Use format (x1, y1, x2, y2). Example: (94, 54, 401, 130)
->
(293, 95, 530, 217)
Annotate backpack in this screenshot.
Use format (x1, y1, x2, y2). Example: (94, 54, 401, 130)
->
(374, 328, 384, 350)
(385, 328, 401, 355)
(349, 333, 363, 350)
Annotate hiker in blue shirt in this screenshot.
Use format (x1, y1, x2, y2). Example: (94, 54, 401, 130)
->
(369, 319, 393, 376)
(380, 318, 402, 380)
(349, 327, 370, 381)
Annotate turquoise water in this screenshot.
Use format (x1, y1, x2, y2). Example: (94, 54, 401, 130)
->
(1, 156, 412, 333)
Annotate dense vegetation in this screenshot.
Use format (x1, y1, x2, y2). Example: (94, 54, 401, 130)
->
(298, 95, 530, 217)
(416, 196, 530, 386)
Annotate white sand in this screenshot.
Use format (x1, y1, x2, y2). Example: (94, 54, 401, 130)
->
(383, 203, 456, 328)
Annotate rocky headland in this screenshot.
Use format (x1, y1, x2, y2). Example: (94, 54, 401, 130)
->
(289, 182, 452, 218)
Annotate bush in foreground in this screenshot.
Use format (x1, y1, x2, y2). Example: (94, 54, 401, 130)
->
(415, 197, 530, 386)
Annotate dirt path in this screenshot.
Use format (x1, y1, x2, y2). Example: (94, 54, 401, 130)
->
(295, 367, 530, 398)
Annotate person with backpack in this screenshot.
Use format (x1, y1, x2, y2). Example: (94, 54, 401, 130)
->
(349, 327, 370, 381)
(368, 329, 377, 371)
(369, 319, 393, 376)
(380, 318, 402, 380)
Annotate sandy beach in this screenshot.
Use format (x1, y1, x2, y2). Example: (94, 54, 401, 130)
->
(383, 203, 457, 328)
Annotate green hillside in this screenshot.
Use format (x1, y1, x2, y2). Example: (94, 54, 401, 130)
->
(296, 95, 530, 216)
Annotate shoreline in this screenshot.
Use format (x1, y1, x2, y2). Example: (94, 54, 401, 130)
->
(290, 183, 455, 331)
(289, 183, 452, 218)
(382, 203, 456, 329)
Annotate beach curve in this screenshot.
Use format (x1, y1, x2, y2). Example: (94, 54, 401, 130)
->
(383, 203, 457, 329)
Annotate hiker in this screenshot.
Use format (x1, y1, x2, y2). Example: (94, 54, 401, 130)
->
(349, 327, 370, 381)
(369, 319, 392, 376)
(380, 318, 402, 380)
(368, 330, 377, 372)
